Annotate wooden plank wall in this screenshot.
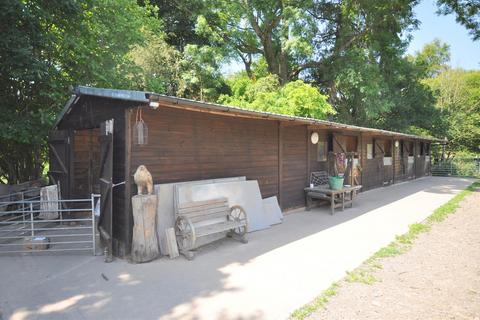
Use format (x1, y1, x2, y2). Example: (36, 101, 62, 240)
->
(279, 124, 308, 209)
(415, 141, 426, 178)
(72, 128, 100, 198)
(382, 139, 394, 184)
(393, 140, 407, 182)
(361, 135, 384, 190)
(130, 106, 279, 199)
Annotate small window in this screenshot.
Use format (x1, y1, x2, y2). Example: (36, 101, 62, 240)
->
(367, 143, 373, 159)
(425, 143, 430, 155)
(384, 140, 392, 157)
(317, 140, 327, 161)
(400, 140, 404, 157)
(420, 142, 425, 156)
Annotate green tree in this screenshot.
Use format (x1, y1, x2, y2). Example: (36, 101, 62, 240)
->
(436, 0, 480, 40)
(0, 0, 162, 184)
(426, 69, 480, 153)
(218, 74, 335, 119)
(196, 0, 320, 84)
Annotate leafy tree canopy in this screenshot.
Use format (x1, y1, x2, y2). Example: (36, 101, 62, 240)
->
(436, 0, 480, 40)
(219, 74, 335, 119)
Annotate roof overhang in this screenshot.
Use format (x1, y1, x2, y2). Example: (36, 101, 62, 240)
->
(54, 86, 443, 143)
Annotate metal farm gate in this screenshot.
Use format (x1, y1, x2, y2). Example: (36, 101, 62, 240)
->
(0, 194, 99, 255)
(432, 158, 480, 177)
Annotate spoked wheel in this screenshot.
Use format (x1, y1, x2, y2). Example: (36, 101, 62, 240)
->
(175, 216, 196, 251)
(228, 205, 247, 237)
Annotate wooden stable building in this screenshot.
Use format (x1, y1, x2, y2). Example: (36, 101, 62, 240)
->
(50, 86, 437, 257)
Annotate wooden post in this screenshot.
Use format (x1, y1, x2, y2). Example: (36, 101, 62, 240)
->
(131, 195, 159, 263)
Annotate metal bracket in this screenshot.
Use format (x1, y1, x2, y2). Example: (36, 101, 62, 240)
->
(112, 181, 126, 188)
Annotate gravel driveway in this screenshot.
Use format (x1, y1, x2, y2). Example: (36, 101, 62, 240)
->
(309, 186, 480, 320)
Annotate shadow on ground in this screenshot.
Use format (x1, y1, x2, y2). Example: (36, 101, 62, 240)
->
(0, 177, 474, 320)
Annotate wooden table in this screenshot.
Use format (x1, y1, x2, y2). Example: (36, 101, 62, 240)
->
(304, 185, 362, 215)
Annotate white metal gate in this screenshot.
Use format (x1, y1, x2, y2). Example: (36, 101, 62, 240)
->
(0, 194, 99, 255)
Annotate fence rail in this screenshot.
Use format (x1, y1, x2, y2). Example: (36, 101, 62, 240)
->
(0, 194, 99, 255)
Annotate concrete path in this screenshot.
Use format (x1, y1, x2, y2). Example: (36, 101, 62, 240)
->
(0, 177, 474, 320)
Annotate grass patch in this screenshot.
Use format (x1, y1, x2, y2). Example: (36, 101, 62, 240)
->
(346, 268, 377, 284)
(289, 282, 339, 320)
(290, 180, 479, 320)
(427, 182, 479, 223)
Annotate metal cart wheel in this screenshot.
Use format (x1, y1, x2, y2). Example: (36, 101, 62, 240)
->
(175, 216, 196, 251)
(228, 205, 247, 236)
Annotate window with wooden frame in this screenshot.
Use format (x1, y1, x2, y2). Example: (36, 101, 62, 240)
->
(317, 140, 327, 161)
(400, 140, 404, 157)
(425, 143, 430, 155)
(420, 142, 425, 155)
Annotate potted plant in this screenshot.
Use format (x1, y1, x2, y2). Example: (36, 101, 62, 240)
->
(329, 153, 345, 190)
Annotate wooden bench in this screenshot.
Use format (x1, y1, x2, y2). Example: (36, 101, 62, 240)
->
(175, 198, 248, 260)
(310, 171, 329, 188)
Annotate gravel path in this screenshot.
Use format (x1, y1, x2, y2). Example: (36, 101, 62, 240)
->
(309, 189, 480, 320)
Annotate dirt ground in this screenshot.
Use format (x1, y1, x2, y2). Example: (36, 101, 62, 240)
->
(309, 189, 480, 320)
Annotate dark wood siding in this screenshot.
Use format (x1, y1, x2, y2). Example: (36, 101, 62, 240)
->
(280, 124, 308, 209)
(308, 129, 329, 174)
(382, 138, 394, 184)
(129, 106, 279, 199)
(57, 96, 132, 257)
(361, 135, 384, 190)
(72, 128, 100, 198)
(415, 141, 426, 178)
(394, 140, 407, 182)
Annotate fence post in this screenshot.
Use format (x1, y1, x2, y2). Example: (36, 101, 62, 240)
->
(91, 194, 96, 256)
(30, 203, 34, 237)
(21, 192, 26, 227)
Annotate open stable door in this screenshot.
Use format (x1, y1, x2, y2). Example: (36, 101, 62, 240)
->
(48, 130, 71, 199)
(98, 119, 114, 262)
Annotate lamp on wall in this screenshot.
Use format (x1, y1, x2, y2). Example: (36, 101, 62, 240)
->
(395, 140, 399, 148)
(310, 132, 319, 144)
(148, 95, 160, 109)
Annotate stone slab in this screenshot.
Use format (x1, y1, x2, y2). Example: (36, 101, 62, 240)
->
(262, 196, 283, 226)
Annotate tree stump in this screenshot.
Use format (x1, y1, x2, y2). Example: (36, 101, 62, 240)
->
(131, 195, 159, 263)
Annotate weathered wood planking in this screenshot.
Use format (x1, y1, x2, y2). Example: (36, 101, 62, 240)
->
(72, 128, 100, 198)
(57, 96, 133, 257)
(130, 107, 279, 199)
(280, 125, 308, 209)
(131, 195, 159, 263)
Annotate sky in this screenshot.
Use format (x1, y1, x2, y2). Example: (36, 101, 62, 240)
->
(222, 0, 480, 75)
(408, 0, 480, 70)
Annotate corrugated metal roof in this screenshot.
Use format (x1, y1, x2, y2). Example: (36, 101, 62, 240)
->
(55, 86, 443, 142)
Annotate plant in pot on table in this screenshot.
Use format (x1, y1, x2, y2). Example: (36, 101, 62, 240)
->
(330, 153, 346, 190)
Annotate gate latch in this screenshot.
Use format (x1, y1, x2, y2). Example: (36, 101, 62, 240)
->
(112, 181, 126, 188)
